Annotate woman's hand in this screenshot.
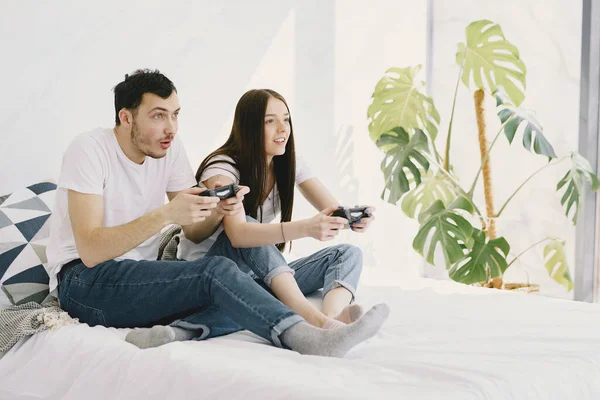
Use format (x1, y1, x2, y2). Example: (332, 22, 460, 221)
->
(350, 206, 376, 233)
(303, 206, 348, 241)
(213, 181, 250, 216)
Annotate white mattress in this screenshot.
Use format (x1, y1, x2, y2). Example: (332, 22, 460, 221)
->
(1, 279, 600, 399)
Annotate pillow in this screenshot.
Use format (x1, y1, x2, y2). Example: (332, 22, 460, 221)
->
(0, 182, 56, 308)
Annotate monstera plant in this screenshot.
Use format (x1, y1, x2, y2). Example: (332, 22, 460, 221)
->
(368, 20, 599, 291)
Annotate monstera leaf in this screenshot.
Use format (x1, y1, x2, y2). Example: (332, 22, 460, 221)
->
(401, 169, 460, 219)
(413, 197, 475, 268)
(557, 152, 600, 224)
(368, 65, 440, 143)
(456, 20, 527, 105)
(495, 89, 556, 159)
(448, 229, 510, 284)
(377, 128, 430, 204)
(543, 238, 574, 291)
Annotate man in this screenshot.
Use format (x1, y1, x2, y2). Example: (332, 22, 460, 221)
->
(46, 69, 388, 357)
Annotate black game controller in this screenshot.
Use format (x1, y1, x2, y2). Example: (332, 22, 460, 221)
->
(198, 183, 239, 200)
(330, 206, 371, 224)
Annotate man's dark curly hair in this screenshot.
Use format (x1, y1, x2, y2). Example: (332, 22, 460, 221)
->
(113, 69, 177, 125)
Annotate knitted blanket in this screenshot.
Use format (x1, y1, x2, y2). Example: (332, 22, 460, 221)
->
(0, 300, 78, 353)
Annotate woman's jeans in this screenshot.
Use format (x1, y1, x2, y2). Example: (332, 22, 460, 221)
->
(207, 224, 363, 300)
(184, 218, 363, 336)
(57, 256, 303, 347)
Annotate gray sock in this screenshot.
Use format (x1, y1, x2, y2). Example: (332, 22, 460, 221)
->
(125, 326, 197, 349)
(348, 304, 365, 322)
(281, 303, 390, 358)
(172, 326, 198, 341)
(334, 303, 365, 324)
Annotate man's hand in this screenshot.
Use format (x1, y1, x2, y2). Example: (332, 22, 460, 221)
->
(350, 206, 376, 233)
(164, 187, 220, 226)
(213, 180, 250, 216)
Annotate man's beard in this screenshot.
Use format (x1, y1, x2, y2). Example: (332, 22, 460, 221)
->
(130, 119, 163, 159)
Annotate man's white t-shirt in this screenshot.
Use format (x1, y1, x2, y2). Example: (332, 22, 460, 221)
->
(177, 154, 313, 261)
(46, 127, 196, 293)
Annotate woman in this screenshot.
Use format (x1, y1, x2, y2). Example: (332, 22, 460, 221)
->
(179, 89, 377, 330)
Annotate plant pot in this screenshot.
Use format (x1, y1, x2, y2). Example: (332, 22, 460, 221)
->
(473, 277, 540, 293)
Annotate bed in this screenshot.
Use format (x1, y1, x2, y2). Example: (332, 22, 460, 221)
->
(1, 278, 599, 400)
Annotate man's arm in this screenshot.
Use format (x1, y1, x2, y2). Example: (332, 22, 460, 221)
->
(177, 178, 250, 244)
(70, 187, 218, 268)
(169, 190, 221, 244)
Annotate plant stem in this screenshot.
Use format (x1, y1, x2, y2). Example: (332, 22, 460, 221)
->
(425, 130, 444, 165)
(495, 157, 568, 218)
(433, 145, 443, 165)
(425, 155, 485, 227)
(506, 237, 555, 270)
(426, 156, 465, 193)
(467, 115, 515, 197)
(443, 50, 466, 171)
(505, 252, 533, 283)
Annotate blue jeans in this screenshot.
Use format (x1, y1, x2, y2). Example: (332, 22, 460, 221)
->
(174, 222, 364, 339)
(57, 256, 303, 347)
(207, 227, 363, 300)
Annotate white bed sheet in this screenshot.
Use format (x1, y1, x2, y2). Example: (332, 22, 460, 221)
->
(1, 279, 600, 400)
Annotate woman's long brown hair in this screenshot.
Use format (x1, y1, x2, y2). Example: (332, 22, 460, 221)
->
(196, 89, 296, 252)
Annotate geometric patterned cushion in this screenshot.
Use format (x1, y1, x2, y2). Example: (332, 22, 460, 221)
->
(0, 182, 56, 308)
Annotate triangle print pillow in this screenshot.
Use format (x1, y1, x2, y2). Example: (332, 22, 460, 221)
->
(0, 182, 57, 308)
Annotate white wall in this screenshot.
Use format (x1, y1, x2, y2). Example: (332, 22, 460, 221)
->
(0, 1, 428, 285)
(2, 1, 581, 294)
